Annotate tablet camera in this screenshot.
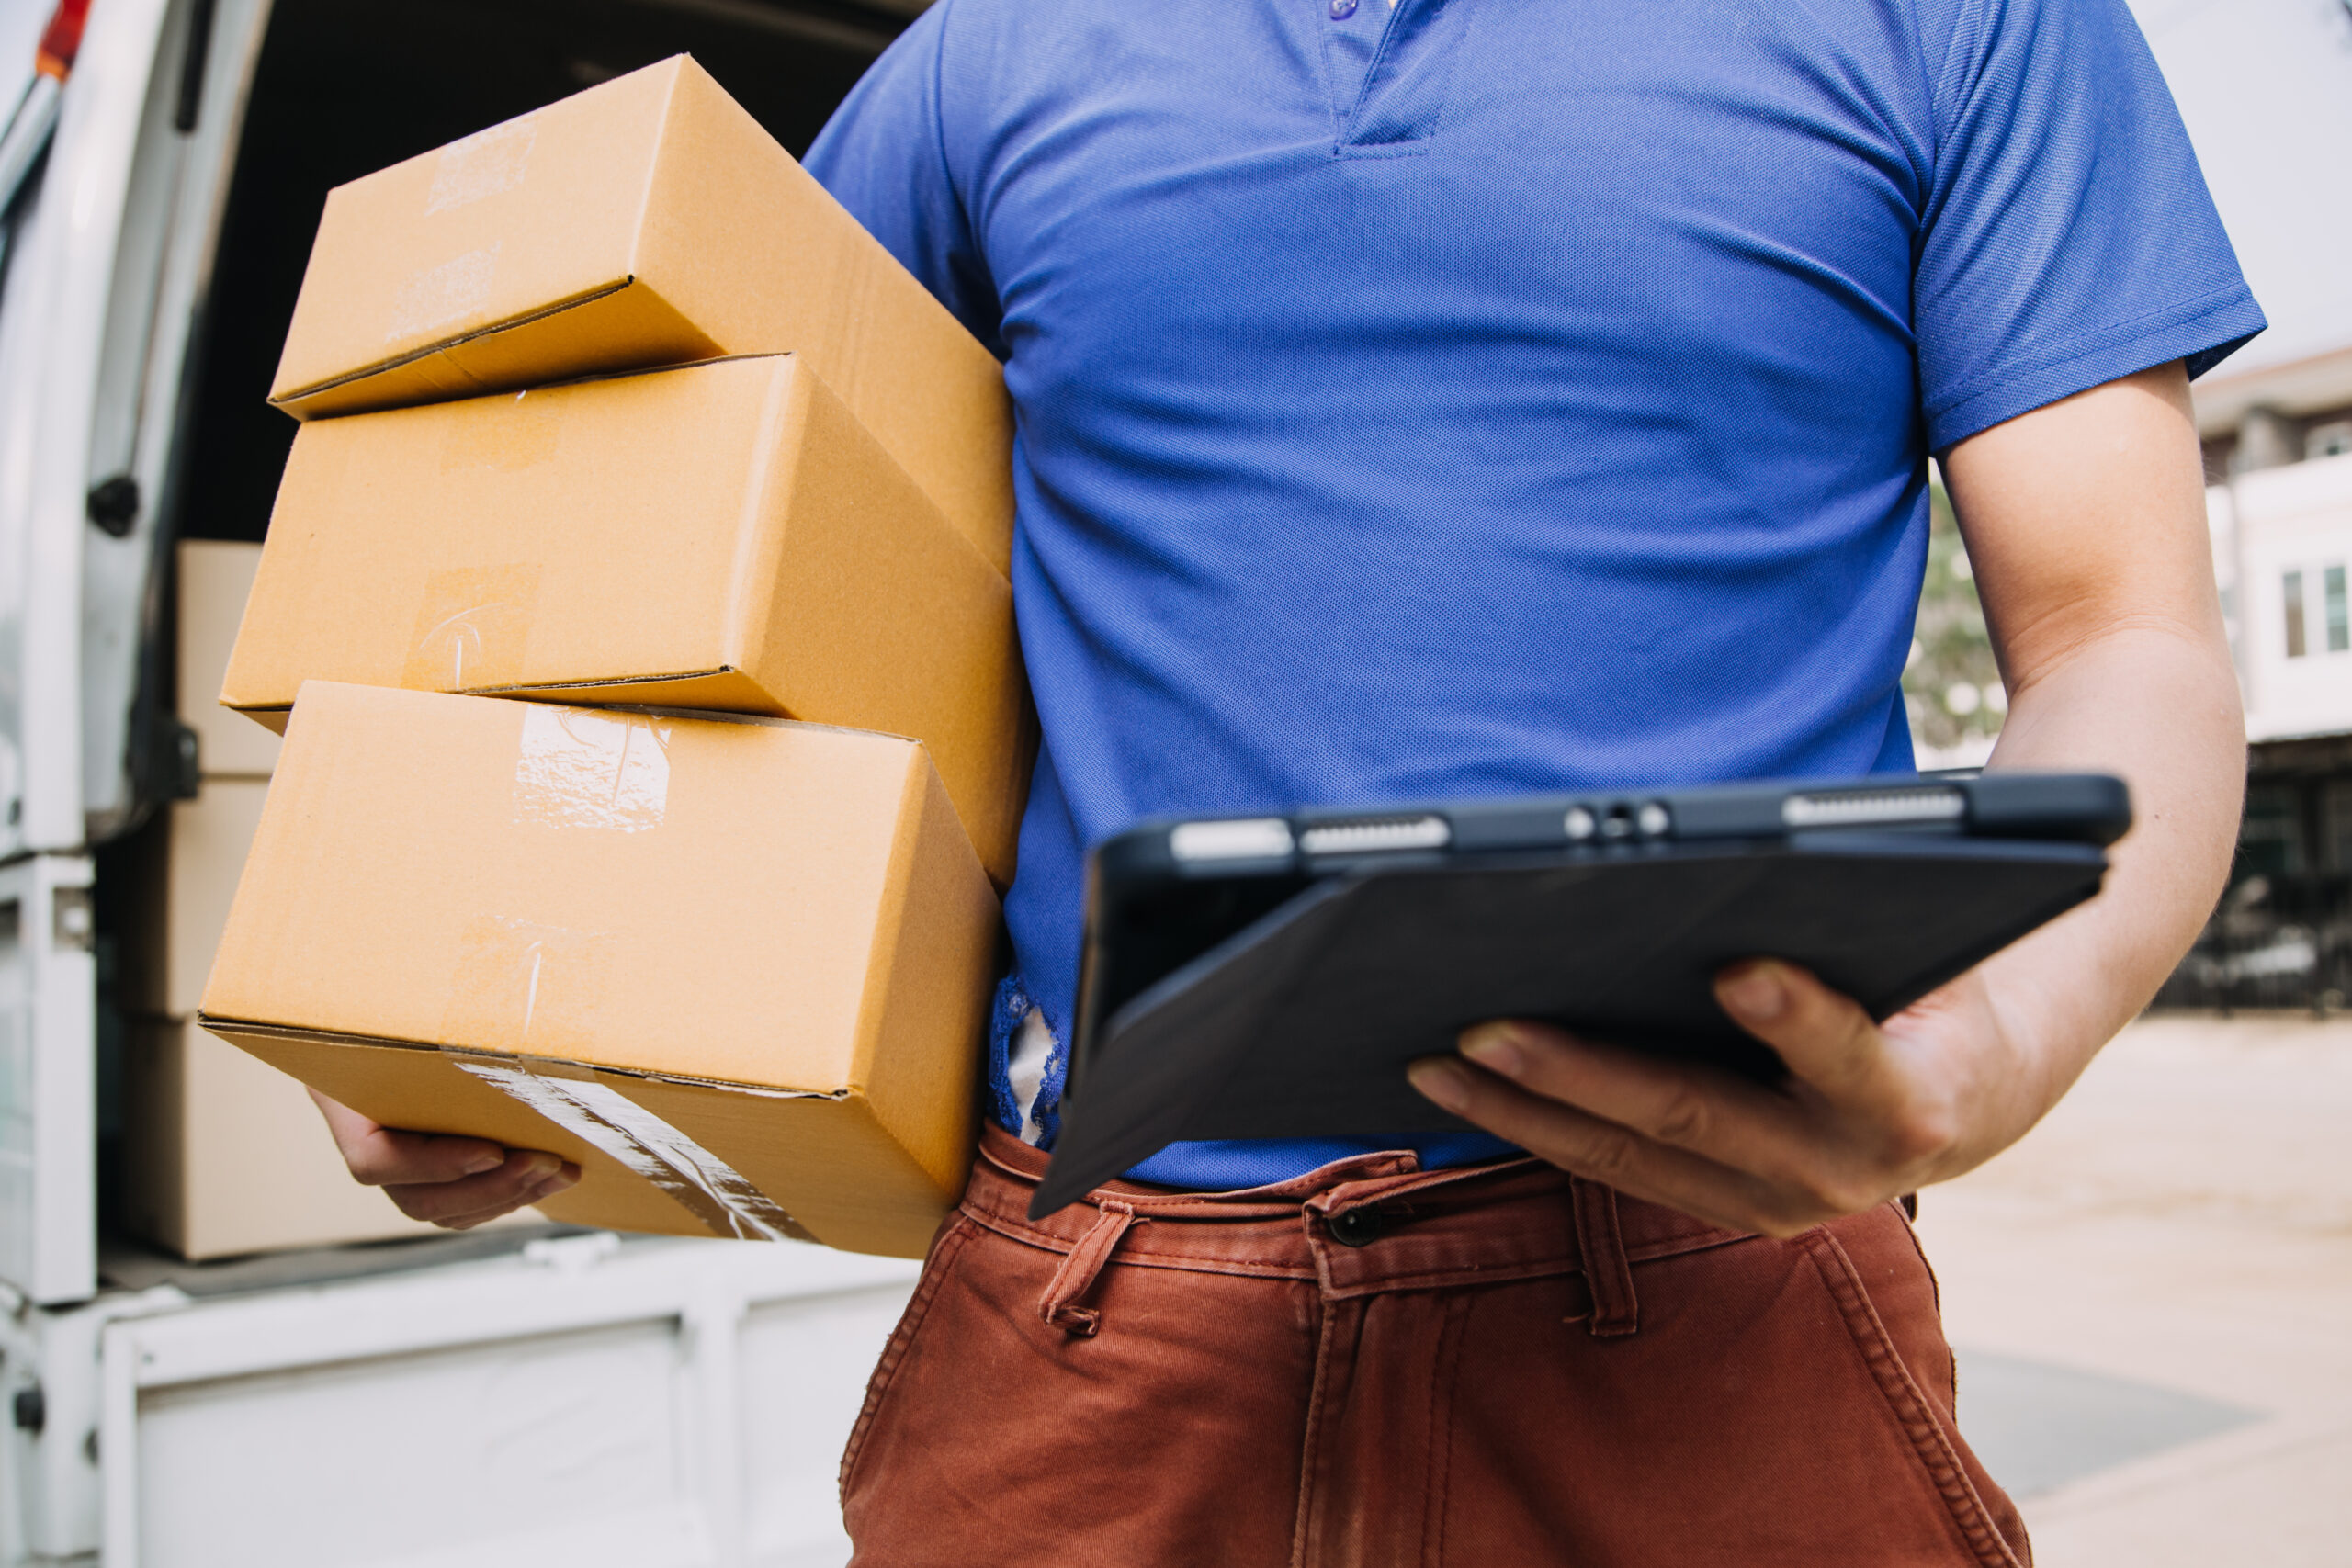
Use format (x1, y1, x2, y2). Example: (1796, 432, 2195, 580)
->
(1567, 801, 1669, 841)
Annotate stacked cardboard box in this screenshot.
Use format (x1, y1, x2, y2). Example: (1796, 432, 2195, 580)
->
(199, 59, 1023, 1258)
(118, 543, 453, 1259)
(266, 52, 1012, 574)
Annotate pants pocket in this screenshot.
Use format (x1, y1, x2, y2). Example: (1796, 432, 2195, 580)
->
(838, 1214, 978, 1505)
(1802, 1222, 2030, 1568)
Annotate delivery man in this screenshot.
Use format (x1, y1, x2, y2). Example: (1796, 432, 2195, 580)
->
(312, 0, 2261, 1559)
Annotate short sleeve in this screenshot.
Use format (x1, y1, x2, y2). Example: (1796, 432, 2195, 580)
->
(802, 2, 1007, 357)
(1913, 0, 2265, 452)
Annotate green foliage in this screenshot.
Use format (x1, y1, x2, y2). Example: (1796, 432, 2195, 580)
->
(1905, 479, 2006, 755)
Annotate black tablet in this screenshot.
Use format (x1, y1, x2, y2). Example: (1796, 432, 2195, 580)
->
(1034, 772, 2129, 1217)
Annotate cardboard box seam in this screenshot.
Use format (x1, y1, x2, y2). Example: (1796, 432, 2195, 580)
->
(196, 1015, 863, 1102)
(269, 276, 640, 409)
(235, 664, 747, 705)
(225, 694, 958, 761)
(385, 349, 836, 411)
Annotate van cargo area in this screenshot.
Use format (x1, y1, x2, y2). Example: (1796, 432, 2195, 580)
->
(175, 0, 911, 548)
(101, 0, 920, 1254)
(0, 0, 944, 1560)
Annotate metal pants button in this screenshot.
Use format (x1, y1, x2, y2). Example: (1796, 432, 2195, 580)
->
(1328, 1206, 1385, 1247)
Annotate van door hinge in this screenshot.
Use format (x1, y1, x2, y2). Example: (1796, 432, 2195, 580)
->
(85, 474, 141, 537)
(11, 1384, 43, 1434)
(162, 718, 200, 800)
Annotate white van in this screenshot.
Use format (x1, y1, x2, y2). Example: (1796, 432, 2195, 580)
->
(0, 2, 923, 1562)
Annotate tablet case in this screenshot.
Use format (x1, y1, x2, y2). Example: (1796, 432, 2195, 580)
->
(1034, 774, 2124, 1216)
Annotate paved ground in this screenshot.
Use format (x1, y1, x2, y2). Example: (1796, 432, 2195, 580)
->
(1915, 1011, 2352, 1567)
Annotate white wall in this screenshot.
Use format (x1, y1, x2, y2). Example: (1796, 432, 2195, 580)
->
(2220, 450, 2352, 742)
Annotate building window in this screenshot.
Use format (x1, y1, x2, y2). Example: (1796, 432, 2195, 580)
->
(2325, 779, 2352, 874)
(2242, 784, 2306, 878)
(2308, 420, 2352, 461)
(2284, 570, 2306, 658)
(2329, 564, 2348, 654)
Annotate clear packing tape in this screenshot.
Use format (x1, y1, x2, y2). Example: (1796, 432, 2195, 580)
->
(436, 701, 803, 1239)
(453, 1055, 811, 1243)
(512, 705, 670, 831)
(426, 117, 536, 215)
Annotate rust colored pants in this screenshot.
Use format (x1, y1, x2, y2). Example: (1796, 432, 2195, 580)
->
(841, 1126, 2030, 1567)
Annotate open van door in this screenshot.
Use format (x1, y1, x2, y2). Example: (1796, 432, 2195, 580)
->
(0, 0, 269, 1303)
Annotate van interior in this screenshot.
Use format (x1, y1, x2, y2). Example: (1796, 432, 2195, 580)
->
(178, 0, 907, 547)
(94, 0, 907, 1258)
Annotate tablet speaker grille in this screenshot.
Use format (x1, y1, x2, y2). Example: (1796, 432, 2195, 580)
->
(1298, 815, 1453, 855)
(1782, 787, 1966, 829)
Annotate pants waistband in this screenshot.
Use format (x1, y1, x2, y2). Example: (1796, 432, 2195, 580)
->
(960, 1125, 1747, 1337)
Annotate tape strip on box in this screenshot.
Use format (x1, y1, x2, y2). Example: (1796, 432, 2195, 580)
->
(511, 705, 670, 831)
(403, 563, 540, 692)
(389, 243, 503, 342)
(426, 118, 537, 214)
(452, 1056, 810, 1242)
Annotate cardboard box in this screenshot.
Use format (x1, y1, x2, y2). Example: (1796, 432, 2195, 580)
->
(199, 682, 998, 1258)
(121, 1019, 452, 1259)
(179, 542, 279, 776)
(267, 55, 1013, 576)
(115, 779, 268, 1018)
(224, 355, 1031, 886)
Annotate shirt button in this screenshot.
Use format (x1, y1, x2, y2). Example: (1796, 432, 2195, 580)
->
(1329, 0, 1357, 17)
(1328, 1206, 1385, 1247)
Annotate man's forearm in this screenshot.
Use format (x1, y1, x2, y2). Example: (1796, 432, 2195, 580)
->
(1973, 620, 2244, 1127)
(1940, 359, 2245, 1148)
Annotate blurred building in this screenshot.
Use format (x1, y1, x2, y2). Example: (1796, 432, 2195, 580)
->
(2163, 345, 2352, 1009)
(1904, 340, 2352, 1009)
(2200, 344, 2352, 743)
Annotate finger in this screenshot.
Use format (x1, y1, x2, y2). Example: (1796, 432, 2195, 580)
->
(308, 1087, 511, 1186)
(392, 1167, 576, 1229)
(1715, 962, 1963, 1175)
(416, 1165, 584, 1231)
(345, 1126, 512, 1188)
(1714, 961, 1897, 1108)
(1408, 1057, 1824, 1236)
(381, 1151, 574, 1223)
(1457, 1021, 1815, 1179)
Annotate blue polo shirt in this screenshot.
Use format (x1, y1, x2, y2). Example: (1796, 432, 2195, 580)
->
(804, 0, 2261, 1190)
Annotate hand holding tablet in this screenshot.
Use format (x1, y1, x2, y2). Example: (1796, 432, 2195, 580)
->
(1409, 953, 2022, 1238)
(1034, 773, 2129, 1218)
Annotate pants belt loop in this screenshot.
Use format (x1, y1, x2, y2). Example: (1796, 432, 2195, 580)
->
(1569, 1177, 1640, 1338)
(1039, 1199, 1142, 1337)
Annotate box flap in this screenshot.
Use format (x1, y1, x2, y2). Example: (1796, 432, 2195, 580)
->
(269, 60, 689, 407)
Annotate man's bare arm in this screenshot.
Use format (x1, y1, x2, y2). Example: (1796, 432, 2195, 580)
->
(1937, 360, 2244, 1109)
(1408, 361, 2242, 1235)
